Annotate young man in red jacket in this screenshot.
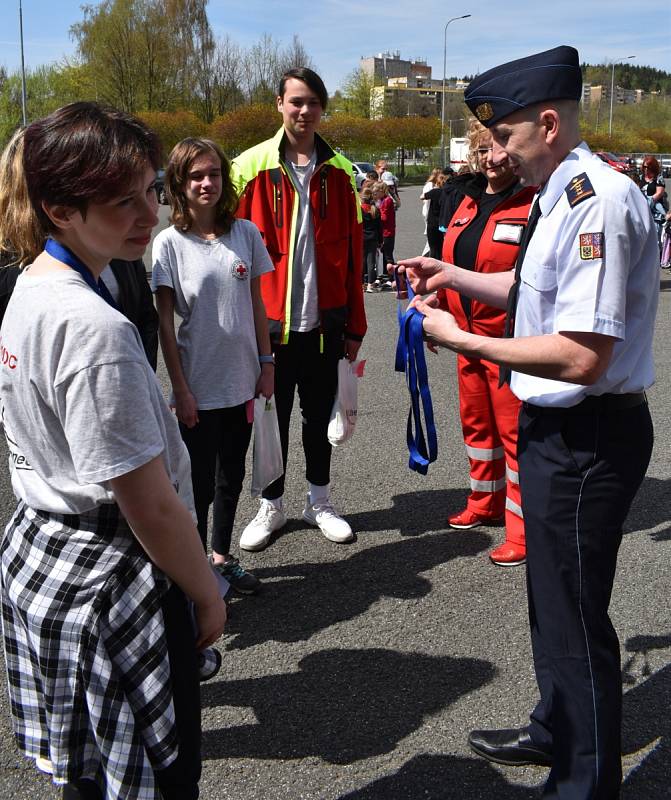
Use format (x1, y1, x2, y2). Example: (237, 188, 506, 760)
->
(231, 67, 366, 551)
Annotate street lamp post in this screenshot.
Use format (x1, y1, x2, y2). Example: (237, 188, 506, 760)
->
(609, 55, 635, 138)
(440, 14, 471, 167)
(19, 0, 28, 126)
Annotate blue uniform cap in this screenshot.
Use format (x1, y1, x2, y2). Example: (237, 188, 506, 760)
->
(464, 46, 582, 127)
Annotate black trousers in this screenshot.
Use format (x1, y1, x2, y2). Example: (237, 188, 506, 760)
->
(263, 329, 342, 500)
(179, 404, 252, 555)
(364, 241, 379, 284)
(381, 235, 395, 275)
(518, 401, 653, 799)
(63, 585, 201, 800)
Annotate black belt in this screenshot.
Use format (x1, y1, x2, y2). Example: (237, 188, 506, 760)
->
(523, 392, 647, 416)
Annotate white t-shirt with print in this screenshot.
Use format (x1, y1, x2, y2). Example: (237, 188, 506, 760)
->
(151, 219, 273, 409)
(0, 270, 193, 515)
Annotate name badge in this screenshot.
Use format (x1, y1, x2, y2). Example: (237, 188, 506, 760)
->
(493, 222, 524, 244)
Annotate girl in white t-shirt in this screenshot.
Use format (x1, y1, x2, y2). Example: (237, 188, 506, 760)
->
(1, 103, 226, 800)
(153, 138, 274, 595)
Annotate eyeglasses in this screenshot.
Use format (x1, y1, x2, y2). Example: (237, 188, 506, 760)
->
(477, 147, 493, 155)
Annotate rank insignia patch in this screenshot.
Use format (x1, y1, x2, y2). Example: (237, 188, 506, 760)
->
(579, 232, 604, 260)
(566, 173, 596, 207)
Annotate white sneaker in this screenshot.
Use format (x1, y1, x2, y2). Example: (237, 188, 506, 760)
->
(239, 500, 287, 551)
(302, 496, 353, 543)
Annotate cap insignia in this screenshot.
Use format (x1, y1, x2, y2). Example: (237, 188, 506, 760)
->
(475, 103, 494, 122)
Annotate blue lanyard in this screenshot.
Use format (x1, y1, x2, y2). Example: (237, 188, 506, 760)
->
(394, 274, 438, 475)
(44, 238, 119, 310)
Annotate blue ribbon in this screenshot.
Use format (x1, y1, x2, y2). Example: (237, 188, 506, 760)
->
(394, 271, 438, 475)
(44, 238, 119, 310)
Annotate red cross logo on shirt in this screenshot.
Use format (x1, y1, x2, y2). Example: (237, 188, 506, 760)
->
(232, 259, 248, 280)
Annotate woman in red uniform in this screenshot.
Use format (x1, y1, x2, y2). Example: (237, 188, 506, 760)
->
(438, 119, 535, 566)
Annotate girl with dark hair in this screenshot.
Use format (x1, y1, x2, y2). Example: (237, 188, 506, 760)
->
(152, 138, 274, 593)
(0, 103, 226, 800)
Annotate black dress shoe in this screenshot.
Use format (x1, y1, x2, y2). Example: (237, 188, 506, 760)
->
(468, 727, 552, 767)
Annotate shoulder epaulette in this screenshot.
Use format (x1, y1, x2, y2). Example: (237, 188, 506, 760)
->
(565, 173, 595, 208)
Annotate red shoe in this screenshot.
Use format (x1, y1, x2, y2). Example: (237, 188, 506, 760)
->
(447, 508, 504, 530)
(489, 542, 526, 567)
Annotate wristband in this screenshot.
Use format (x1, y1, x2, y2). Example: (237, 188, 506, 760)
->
(259, 354, 275, 365)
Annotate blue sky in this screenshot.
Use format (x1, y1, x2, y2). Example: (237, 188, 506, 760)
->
(1, 0, 670, 93)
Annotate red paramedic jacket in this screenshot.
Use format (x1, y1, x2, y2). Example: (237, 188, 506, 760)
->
(231, 126, 366, 344)
(438, 176, 536, 337)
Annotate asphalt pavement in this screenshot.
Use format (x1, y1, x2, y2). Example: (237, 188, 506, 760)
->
(0, 187, 669, 799)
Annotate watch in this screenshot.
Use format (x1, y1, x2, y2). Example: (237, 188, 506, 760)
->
(259, 354, 275, 365)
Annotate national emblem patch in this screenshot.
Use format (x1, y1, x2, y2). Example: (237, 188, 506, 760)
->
(579, 232, 604, 260)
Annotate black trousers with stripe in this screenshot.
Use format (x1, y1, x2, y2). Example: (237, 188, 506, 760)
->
(518, 401, 653, 799)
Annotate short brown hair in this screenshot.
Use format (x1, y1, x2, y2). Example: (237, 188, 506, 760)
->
(23, 102, 161, 234)
(166, 138, 238, 234)
(278, 68, 328, 109)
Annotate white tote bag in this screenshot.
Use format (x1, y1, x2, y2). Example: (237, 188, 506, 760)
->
(250, 395, 284, 496)
(327, 359, 366, 446)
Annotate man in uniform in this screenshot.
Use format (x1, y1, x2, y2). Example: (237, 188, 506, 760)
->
(231, 68, 366, 551)
(398, 46, 658, 798)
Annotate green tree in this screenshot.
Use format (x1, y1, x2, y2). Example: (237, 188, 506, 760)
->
(71, 0, 214, 112)
(0, 63, 89, 145)
(339, 68, 375, 118)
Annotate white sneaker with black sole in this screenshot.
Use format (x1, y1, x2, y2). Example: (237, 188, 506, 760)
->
(302, 496, 354, 543)
(240, 500, 287, 551)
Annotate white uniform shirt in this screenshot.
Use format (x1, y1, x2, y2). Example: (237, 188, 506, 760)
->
(511, 142, 659, 407)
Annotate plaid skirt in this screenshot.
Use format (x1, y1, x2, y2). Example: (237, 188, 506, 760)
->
(0, 502, 178, 799)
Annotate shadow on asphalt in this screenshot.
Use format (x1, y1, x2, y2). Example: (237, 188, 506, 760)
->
(200, 648, 495, 764)
(223, 527, 492, 648)
(335, 752, 541, 799)
(621, 639, 671, 800)
(624, 477, 671, 541)
(658, 275, 671, 292)
(345, 488, 483, 538)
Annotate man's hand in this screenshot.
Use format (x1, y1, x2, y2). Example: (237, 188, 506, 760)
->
(413, 297, 463, 351)
(345, 338, 362, 361)
(173, 388, 199, 428)
(394, 256, 451, 296)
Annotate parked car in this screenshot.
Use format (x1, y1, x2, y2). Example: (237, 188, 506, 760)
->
(595, 152, 629, 174)
(352, 162, 376, 189)
(155, 169, 168, 204)
(660, 156, 671, 179)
